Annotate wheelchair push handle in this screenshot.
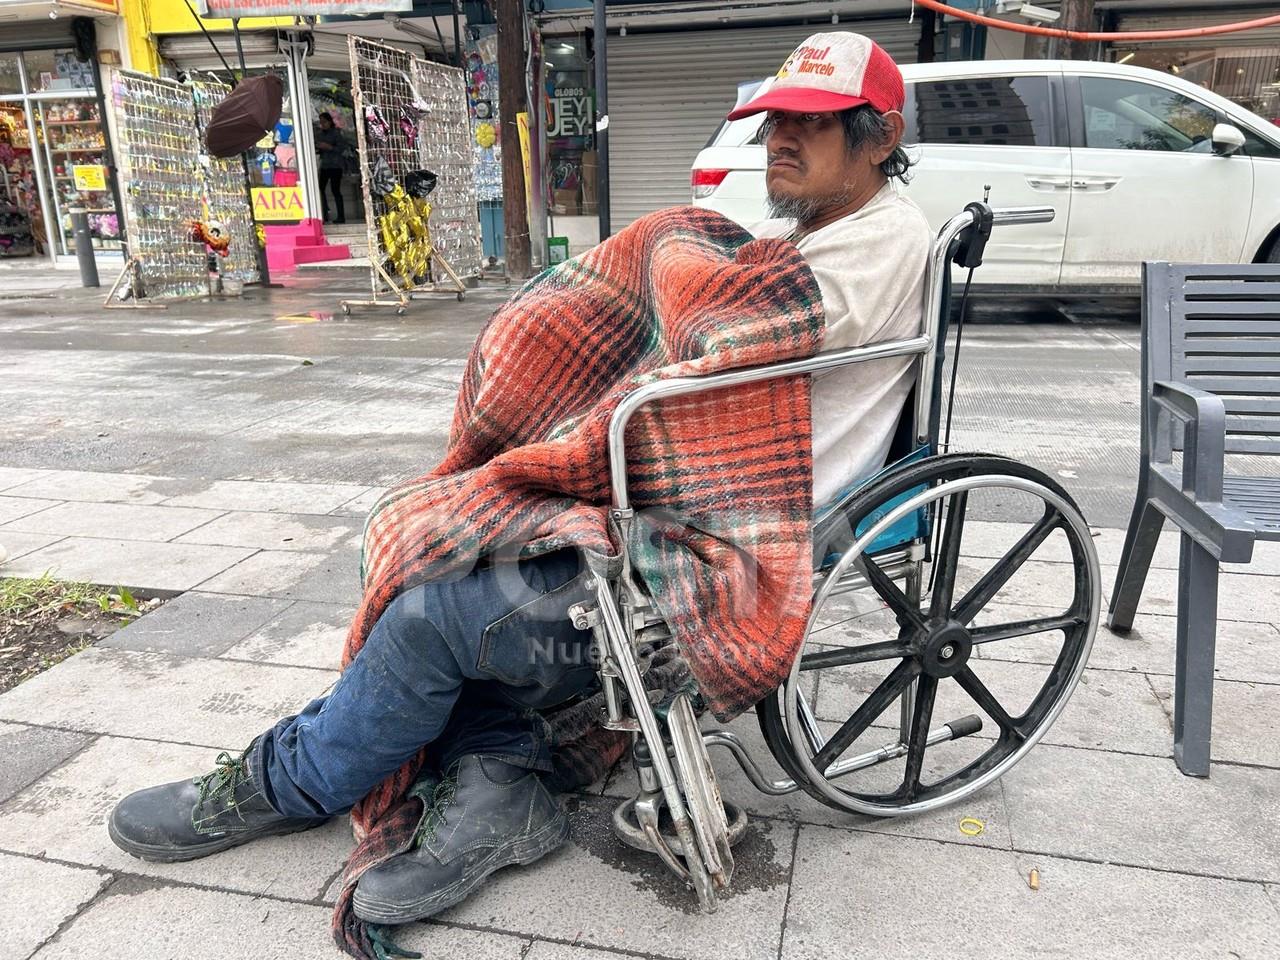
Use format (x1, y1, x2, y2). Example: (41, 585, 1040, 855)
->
(989, 205, 1055, 226)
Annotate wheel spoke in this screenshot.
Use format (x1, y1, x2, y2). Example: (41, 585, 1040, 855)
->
(930, 491, 968, 619)
(899, 675, 938, 800)
(859, 555, 927, 633)
(955, 666, 1025, 742)
(812, 659, 920, 774)
(970, 614, 1083, 645)
(952, 506, 1061, 625)
(800, 641, 913, 670)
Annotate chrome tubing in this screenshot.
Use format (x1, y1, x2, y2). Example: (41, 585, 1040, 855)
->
(914, 204, 1055, 444)
(607, 336, 931, 511)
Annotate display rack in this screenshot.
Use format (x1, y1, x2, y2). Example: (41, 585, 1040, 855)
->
(104, 70, 240, 307)
(0, 167, 36, 258)
(343, 36, 474, 315)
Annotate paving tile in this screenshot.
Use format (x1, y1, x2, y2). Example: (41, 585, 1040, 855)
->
(976, 600, 1280, 684)
(965, 520, 1280, 578)
(953, 558, 1280, 625)
(0, 852, 111, 960)
(1003, 743, 1280, 882)
(100, 592, 293, 658)
(0, 538, 255, 592)
(0, 496, 60, 525)
(0, 648, 335, 745)
(31, 879, 529, 960)
(221, 600, 354, 670)
(1148, 675, 1280, 769)
(162, 479, 372, 515)
(814, 658, 1172, 757)
(783, 827, 1279, 960)
(0, 531, 66, 564)
(174, 510, 363, 552)
(0, 737, 354, 902)
(603, 711, 1014, 851)
(328, 486, 385, 518)
(0, 720, 95, 804)
(194, 548, 362, 605)
(438, 795, 792, 960)
(0, 467, 54, 492)
(3, 501, 225, 542)
(525, 943, 637, 960)
(2, 470, 180, 506)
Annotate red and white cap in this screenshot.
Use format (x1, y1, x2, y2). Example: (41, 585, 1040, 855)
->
(727, 32, 905, 121)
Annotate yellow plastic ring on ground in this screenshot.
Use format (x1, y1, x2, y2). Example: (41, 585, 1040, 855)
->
(959, 817, 985, 837)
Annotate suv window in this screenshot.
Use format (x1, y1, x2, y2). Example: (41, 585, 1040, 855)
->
(1079, 77, 1218, 152)
(1243, 128, 1280, 160)
(903, 76, 1054, 147)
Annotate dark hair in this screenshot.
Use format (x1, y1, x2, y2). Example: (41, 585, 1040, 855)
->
(317, 111, 334, 124)
(840, 105, 915, 183)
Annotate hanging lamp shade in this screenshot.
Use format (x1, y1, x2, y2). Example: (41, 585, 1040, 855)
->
(205, 74, 285, 157)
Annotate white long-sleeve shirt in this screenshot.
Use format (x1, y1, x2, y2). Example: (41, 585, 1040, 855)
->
(752, 181, 931, 506)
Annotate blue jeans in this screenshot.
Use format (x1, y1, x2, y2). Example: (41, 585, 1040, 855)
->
(253, 550, 598, 819)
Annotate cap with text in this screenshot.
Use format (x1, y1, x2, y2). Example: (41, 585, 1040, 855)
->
(726, 32, 905, 121)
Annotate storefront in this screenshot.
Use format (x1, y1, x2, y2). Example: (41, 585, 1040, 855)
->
(0, 14, 124, 266)
(1105, 8, 1280, 124)
(535, 13, 921, 249)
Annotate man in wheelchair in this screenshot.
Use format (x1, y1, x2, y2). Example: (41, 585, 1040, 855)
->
(108, 31, 928, 948)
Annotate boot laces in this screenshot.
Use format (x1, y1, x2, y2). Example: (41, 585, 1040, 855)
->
(413, 772, 458, 846)
(195, 747, 251, 819)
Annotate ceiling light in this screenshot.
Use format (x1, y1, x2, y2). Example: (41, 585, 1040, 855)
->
(1171, 64, 1181, 74)
(1118, 52, 1135, 65)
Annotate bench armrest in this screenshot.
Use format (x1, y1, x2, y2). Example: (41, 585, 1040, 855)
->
(1152, 379, 1226, 502)
(606, 335, 931, 512)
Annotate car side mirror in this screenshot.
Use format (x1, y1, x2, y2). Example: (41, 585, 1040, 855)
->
(1212, 122, 1246, 157)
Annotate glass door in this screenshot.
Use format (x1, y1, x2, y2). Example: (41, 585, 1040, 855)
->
(23, 48, 121, 258)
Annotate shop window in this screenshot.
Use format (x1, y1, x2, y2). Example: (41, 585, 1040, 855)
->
(903, 76, 1053, 147)
(24, 49, 94, 92)
(0, 53, 22, 96)
(545, 35, 597, 217)
(1080, 77, 1218, 152)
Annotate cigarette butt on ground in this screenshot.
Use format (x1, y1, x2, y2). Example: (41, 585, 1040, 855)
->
(1028, 867, 1041, 891)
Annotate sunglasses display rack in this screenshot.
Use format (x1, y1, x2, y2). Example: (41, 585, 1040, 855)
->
(103, 71, 211, 307)
(190, 78, 260, 290)
(410, 58, 483, 285)
(343, 36, 477, 316)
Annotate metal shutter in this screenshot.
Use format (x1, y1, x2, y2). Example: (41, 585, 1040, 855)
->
(607, 19, 919, 228)
(1113, 11, 1280, 47)
(158, 31, 283, 70)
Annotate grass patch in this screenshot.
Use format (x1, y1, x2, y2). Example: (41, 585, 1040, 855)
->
(0, 574, 158, 693)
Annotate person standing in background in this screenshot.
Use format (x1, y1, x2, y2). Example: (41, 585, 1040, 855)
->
(314, 112, 346, 224)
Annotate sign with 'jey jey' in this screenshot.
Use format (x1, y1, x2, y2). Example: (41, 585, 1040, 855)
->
(198, 0, 409, 17)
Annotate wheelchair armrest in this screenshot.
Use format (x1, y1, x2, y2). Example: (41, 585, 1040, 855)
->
(606, 335, 931, 511)
(1151, 379, 1226, 502)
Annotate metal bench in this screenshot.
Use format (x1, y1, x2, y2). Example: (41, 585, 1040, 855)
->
(1109, 261, 1280, 777)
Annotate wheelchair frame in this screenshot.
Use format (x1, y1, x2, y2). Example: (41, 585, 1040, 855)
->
(567, 203, 1102, 911)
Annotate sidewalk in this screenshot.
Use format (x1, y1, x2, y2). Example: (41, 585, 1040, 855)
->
(1, 288, 1278, 960)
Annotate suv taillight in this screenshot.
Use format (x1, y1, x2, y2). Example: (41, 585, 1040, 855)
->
(691, 168, 729, 199)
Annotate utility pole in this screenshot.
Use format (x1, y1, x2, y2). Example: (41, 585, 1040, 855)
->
(1059, 0, 1097, 60)
(496, 0, 532, 278)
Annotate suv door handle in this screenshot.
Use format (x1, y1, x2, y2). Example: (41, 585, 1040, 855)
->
(1026, 176, 1071, 191)
(1072, 177, 1121, 191)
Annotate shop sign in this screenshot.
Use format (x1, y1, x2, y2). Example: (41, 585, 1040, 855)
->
(548, 86, 592, 138)
(72, 165, 108, 192)
(199, 0, 410, 16)
(251, 186, 304, 222)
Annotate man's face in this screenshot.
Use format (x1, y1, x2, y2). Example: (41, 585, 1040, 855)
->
(762, 109, 898, 223)
(319, 116, 333, 129)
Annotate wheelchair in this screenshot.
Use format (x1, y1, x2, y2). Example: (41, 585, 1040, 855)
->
(567, 202, 1102, 910)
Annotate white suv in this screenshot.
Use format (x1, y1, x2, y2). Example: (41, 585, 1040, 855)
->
(692, 60, 1280, 291)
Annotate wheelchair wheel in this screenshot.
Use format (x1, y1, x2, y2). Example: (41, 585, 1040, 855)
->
(758, 454, 1100, 817)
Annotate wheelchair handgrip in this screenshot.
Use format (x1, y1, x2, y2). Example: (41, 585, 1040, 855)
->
(990, 206, 1055, 226)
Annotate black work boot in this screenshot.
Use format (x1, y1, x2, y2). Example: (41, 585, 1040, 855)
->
(108, 740, 327, 863)
(352, 754, 569, 924)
